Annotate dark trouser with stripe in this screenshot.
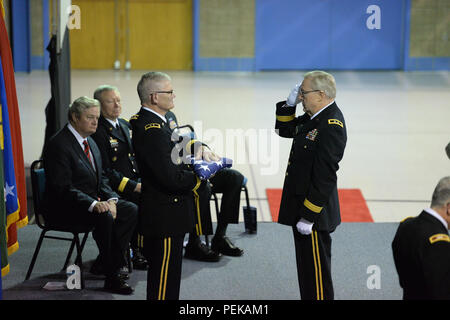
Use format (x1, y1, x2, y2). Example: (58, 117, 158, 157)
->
(292, 228, 334, 300)
(142, 235, 184, 300)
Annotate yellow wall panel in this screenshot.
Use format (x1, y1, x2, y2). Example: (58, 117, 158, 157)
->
(70, 0, 192, 70)
(128, 0, 192, 70)
(70, 0, 116, 69)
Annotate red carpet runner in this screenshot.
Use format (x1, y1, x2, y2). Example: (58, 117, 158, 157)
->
(266, 188, 374, 222)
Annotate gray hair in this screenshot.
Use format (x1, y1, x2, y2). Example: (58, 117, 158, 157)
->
(68, 96, 100, 122)
(304, 70, 336, 99)
(137, 71, 172, 104)
(93, 84, 119, 103)
(431, 176, 450, 207)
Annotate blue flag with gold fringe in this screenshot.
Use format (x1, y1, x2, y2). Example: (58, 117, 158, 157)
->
(0, 55, 19, 278)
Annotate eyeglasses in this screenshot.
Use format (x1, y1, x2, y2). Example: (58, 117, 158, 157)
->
(150, 90, 174, 95)
(300, 89, 321, 96)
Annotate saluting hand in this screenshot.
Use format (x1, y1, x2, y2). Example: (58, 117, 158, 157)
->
(286, 83, 301, 106)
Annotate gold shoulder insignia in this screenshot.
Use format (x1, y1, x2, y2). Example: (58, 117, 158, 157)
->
(400, 216, 413, 223)
(120, 117, 129, 123)
(130, 115, 139, 120)
(429, 233, 450, 244)
(328, 119, 343, 128)
(145, 123, 161, 130)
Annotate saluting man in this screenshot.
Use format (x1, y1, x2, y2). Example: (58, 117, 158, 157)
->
(275, 71, 347, 300)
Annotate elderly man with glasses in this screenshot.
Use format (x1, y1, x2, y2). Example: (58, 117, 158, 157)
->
(275, 70, 347, 300)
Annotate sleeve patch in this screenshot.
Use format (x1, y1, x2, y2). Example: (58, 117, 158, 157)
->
(328, 119, 343, 128)
(276, 114, 296, 122)
(145, 123, 161, 130)
(429, 233, 450, 244)
(304, 198, 323, 213)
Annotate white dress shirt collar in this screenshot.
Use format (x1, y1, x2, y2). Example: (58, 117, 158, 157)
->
(105, 118, 120, 128)
(142, 106, 167, 123)
(67, 123, 87, 147)
(424, 207, 448, 230)
(311, 100, 335, 120)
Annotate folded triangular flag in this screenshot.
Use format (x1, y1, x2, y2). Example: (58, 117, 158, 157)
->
(192, 157, 233, 180)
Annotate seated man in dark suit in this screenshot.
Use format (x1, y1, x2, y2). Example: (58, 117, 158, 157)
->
(43, 96, 138, 295)
(91, 85, 147, 270)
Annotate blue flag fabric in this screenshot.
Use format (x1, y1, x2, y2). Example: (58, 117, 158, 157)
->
(0, 57, 19, 227)
(192, 157, 233, 180)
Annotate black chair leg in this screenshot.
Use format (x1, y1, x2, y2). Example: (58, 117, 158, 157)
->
(63, 239, 77, 271)
(64, 232, 90, 270)
(73, 234, 85, 289)
(25, 230, 47, 280)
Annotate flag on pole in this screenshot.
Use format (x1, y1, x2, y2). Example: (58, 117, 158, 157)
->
(0, 56, 18, 277)
(0, 0, 27, 261)
(0, 98, 5, 289)
(43, 0, 71, 154)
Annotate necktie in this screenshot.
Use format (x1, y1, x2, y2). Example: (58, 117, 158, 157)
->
(83, 140, 94, 168)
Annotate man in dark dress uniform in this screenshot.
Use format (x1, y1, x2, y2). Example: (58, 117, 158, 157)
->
(275, 71, 347, 300)
(130, 72, 203, 300)
(91, 85, 148, 270)
(43, 96, 137, 294)
(392, 176, 450, 300)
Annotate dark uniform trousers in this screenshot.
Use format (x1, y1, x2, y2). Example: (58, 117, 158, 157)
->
(293, 228, 333, 300)
(275, 100, 347, 300)
(142, 236, 184, 300)
(130, 107, 200, 300)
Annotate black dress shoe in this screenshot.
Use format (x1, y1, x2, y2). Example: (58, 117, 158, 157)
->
(90, 258, 129, 280)
(132, 249, 149, 270)
(104, 275, 134, 295)
(211, 236, 244, 257)
(184, 240, 221, 262)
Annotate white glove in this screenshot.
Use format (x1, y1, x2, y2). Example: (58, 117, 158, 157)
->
(286, 83, 301, 106)
(296, 218, 314, 235)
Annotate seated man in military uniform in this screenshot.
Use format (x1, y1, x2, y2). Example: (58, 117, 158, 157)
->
(91, 85, 148, 270)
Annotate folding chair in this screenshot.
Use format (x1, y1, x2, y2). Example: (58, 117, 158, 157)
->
(25, 160, 93, 288)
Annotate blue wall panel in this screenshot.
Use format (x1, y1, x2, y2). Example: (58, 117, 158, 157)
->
(255, 0, 331, 70)
(11, 0, 31, 72)
(256, 0, 405, 70)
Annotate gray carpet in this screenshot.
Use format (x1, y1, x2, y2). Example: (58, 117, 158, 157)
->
(1, 222, 403, 300)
